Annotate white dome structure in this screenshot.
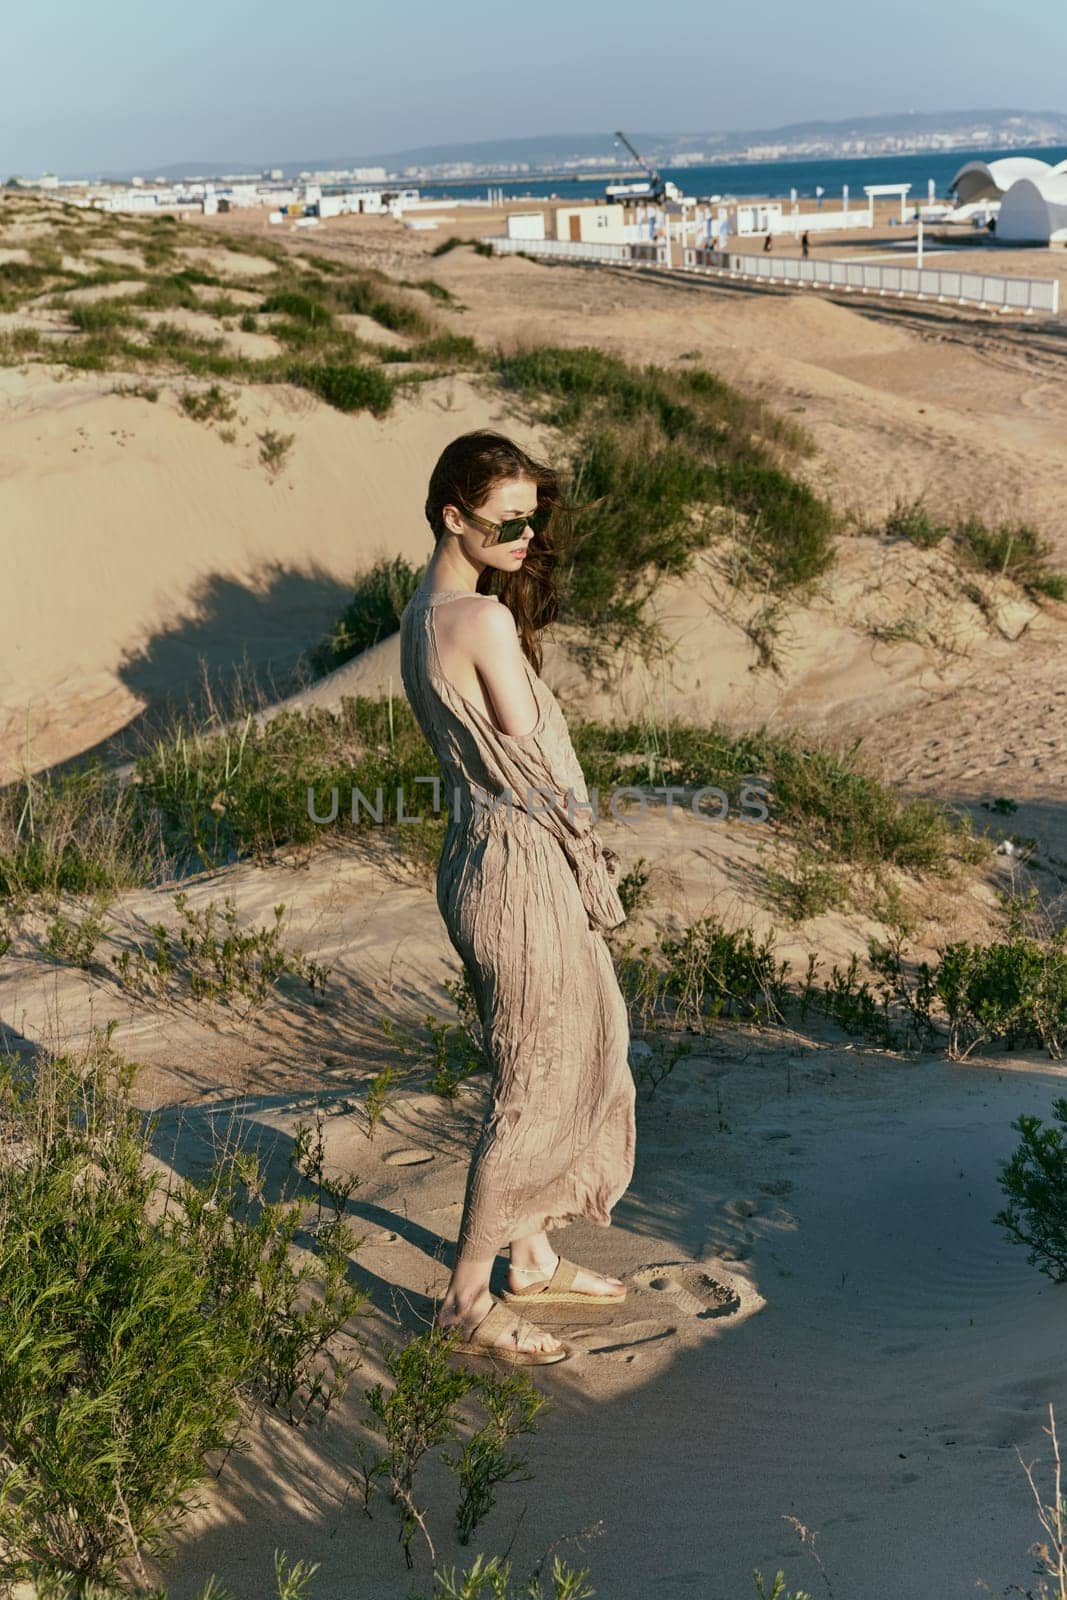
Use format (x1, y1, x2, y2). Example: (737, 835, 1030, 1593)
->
(950, 156, 1054, 204)
(998, 174, 1067, 243)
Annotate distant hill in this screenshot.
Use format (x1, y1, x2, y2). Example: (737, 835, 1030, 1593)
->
(136, 108, 1067, 183)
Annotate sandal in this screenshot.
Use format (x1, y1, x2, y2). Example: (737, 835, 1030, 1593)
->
(444, 1297, 571, 1365)
(500, 1253, 628, 1311)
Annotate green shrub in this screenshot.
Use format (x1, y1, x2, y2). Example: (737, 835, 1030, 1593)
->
(430, 235, 466, 257)
(135, 696, 438, 870)
(312, 554, 424, 673)
(359, 1331, 546, 1568)
(342, 277, 430, 336)
(68, 301, 137, 333)
(179, 382, 236, 423)
(936, 933, 1067, 1059)
(287, 359, 395, 415)
(0, 1035, 250, 1587)
(260, 288, 334, 326)
(955, 516, 1066, 600)
(430, 1552, 596, 1599)
(386, 332, 482, 365)
(618, 913, 791, 1033)
(885, 496, 950, 546)
(573, 720, 971, 873)
(0, 1026, 369, 1590)
(258, 426, 294, 477)
(110, 892, 329, 1014)
(380, 972, 489, 1101)
(996, 1100, 1067, 1282)
(43, 894, 112, 967)
(400, 277, 458, 304)
(496, 346, 835, 618)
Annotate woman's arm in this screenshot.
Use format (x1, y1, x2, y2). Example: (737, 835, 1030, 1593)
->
(469, 604, 624, 931)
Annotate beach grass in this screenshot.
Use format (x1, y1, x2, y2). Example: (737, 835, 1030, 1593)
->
(496, 345, 837, 615)
(885, 495, 1066, 599)
(0, 690, 988, 917)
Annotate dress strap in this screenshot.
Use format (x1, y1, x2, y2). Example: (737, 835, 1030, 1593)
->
(417, 588, 498, 607)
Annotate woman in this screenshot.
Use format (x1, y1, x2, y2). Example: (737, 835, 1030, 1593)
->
(398, 430, 637, 1365)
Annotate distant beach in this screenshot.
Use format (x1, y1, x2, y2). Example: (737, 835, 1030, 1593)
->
(393, 141, 1067, 204)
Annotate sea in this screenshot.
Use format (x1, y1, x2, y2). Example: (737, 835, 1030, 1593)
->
(410, 144, 1067, 205)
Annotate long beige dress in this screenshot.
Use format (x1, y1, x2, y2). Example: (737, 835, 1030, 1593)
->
(398, 584, 637, 1261)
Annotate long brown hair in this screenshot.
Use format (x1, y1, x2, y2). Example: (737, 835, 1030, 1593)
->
(425, 430, 566, 674)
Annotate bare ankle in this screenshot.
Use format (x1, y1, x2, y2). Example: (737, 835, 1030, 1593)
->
(439, 1285, 492, 1323)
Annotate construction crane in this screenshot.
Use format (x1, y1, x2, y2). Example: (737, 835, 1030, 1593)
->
(606, 130, 682, 203)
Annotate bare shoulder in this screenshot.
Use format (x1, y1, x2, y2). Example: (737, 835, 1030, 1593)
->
(447, 595, 516, 645)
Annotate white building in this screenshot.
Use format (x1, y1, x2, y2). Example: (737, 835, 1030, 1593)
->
(950, 156, 1065, 205)
(998, 174, 1067, 244)
(554, 203, 626, 244)
(506, 212, 546, 241)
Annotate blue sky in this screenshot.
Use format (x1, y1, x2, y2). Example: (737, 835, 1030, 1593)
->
(3, 0, 1065, 175)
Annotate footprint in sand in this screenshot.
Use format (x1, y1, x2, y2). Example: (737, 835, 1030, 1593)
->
(586, 1319, 677, 1362)
(383, 1147, 435, 1166)
(629, 1261, 741, 1319)
(757, 1178, 793, 1196)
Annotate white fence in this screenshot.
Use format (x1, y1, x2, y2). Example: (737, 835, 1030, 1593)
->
(483, 236, 1059, 314)
(702, 250, 1060, 314)
(488, 235, 651, 264)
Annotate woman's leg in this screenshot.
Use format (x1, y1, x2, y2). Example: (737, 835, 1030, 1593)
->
(436, 1251, 564, 1354)
(508, 1231, 626, 1297)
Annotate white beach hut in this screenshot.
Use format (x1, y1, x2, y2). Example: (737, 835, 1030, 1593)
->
(997, 174, 1067, 244)
(949, 156, 1055, 205)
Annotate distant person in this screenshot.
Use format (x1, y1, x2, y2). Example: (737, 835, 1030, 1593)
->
(763, 232, 773, 253)
(801, 230, 810, 258)
(987, 215, 997, 235)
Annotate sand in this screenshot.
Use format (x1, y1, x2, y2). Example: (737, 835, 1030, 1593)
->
(2, 197, 1067, 1600)
(2, 835, 1062, 1600)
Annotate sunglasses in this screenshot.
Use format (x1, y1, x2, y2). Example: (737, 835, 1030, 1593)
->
(462, 505, 551, 544)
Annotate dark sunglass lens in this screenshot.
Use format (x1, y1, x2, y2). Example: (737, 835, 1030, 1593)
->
(529, 506, 550, 534)
(498, 517, 527, 543)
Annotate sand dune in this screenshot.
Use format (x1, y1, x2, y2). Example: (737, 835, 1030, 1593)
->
(0, 370, 551, 778)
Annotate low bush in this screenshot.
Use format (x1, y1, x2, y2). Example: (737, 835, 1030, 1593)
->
(68, 300, 138, 333)
(135, 696, 438, 871)
(996, 1099, 1067, 1282)
(110, 892, 329, 1015)
(885, 495, 950, 547)
(496, 345, 836, 622)
(0, 1028, 368, 1591)
(260, 287, 334, 327)
(43, 894, 112, 968)
(258, 426, 294, 476)
(341, 276, 431, 337)
(359, 1330, 546, 1568)
(955, 516, 1066, 600)
(618, 914, 792, 1033)
(936, 931, 1067, 1059)
(287, 359, 395, 415)
(430, 235, 466, 257)
(178, 382, 236, 423)
(885, 498, 1065, 600)
(573, 719, 976, 874)
(312, 554, 425, 673)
